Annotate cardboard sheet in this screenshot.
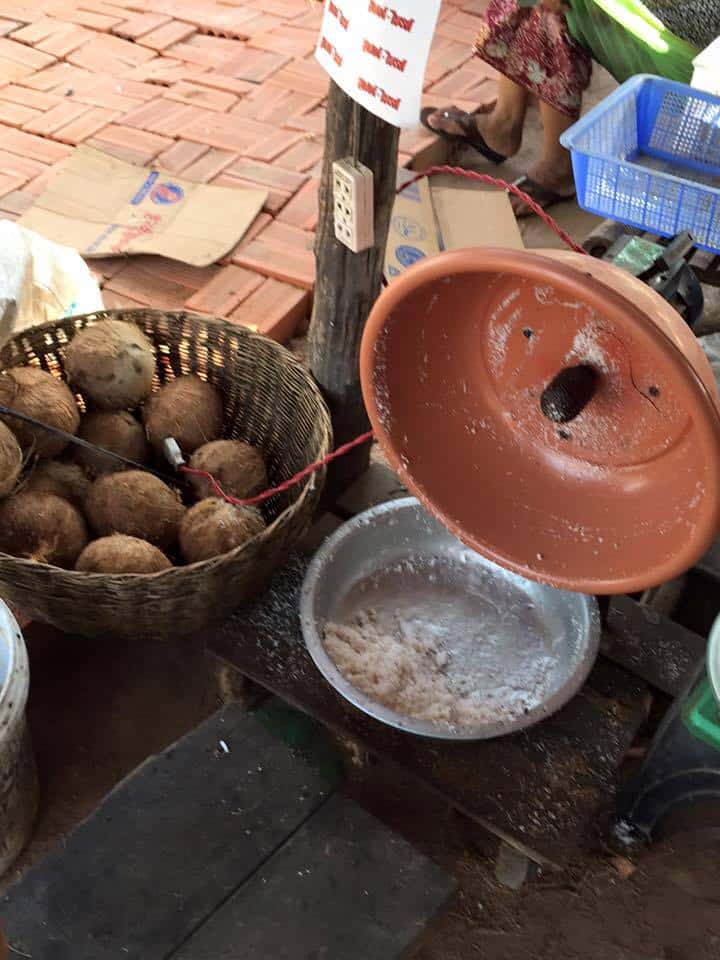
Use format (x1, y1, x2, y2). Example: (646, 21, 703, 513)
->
(385, 171, 524, 279)
(385, 175, 440, 280)
(20, 146, 267, 267)
(431, 175, 524, 252)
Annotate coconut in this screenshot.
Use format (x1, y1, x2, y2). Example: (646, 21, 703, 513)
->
(143, 375, 223, 455)
(85, 470, 185, 550)
(179, 498, 265, 564)
(0, 491, 87, 567)
(75, 410, 148, 476)
(0, 422, 22, 498)
(64, 319, 155, 411)
(24, 460, 90, 508)
(0, 367, 79, 458)
(187, 440, 268, 502)
(76, 535, 172, 574)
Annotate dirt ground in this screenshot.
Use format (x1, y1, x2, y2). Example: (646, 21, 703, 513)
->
(345, 755, 720, 960)
(10, 625, 229, 881)
(419, 835, 720, 960)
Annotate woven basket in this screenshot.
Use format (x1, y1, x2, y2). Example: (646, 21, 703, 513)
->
(0, 309, 332, 640)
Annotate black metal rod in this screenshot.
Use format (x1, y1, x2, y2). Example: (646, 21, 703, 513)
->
(0, 404, 179, 485)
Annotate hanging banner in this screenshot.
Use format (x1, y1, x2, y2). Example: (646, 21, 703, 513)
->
(315, 0, 442, 128)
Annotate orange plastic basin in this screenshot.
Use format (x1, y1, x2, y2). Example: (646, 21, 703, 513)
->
(360, 248, 720, 594)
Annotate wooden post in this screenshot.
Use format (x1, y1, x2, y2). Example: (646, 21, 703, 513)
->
(309, 80, 399, 493)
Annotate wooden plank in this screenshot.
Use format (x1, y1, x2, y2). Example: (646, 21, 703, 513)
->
(601, 595, 706, 698)
(698, 538, 720, 581)
(3, 704, 329, 959)
(298, 511, 344, 556)
(689, 248, 720, 286)
(208, 557, 649, 865)
(172, 795, 455, 960)
(334, 461, 407, 518)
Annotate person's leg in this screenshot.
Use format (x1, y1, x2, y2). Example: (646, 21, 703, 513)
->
(426, 74, 528, 159)
(510, 99, 577, 215)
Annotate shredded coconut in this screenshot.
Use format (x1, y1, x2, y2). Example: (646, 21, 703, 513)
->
(323, 593, 555, 730)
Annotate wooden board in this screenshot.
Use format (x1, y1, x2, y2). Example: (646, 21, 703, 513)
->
(334, 462, 407, 518)
(2, 705, 328, 959)
(172, 795, 455, 960)
(601, 595, 706, 698)
(698, 537, 720, 579)
(209, 557, 650, 865)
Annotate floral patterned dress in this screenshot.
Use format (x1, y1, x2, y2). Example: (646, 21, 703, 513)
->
(474, 0, 592, 119)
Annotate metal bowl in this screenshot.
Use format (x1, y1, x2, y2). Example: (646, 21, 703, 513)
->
(300, 498, 600, 740)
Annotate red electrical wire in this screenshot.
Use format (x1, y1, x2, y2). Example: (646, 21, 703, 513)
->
(193, 167, 587, 508)
(398, 165, 588, 256)
(180, 430, 375, 507)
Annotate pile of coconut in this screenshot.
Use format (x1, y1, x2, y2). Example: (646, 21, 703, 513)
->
(0, 320, 269, 574)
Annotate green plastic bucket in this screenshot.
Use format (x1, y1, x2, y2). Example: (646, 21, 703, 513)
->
(683, 613, 720, 751)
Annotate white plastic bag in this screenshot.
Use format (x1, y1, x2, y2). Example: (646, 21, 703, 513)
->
(0, 220, 103, 347)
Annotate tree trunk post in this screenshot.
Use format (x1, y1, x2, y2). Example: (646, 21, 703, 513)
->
(309, 80, 400, 494)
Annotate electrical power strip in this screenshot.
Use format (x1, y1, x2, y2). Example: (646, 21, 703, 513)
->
(332, 158, 374, 253)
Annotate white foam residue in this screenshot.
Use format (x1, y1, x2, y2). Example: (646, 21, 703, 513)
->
(488, 306, 523, 375)
(426, 292, 440, 314)
(566, 325, 608, 371)
(489, 286, 521, 322)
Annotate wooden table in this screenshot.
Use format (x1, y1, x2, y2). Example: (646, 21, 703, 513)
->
(209, 464, 709, 867)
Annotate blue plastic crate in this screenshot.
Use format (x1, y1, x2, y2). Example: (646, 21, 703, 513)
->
(560, 75, 720, 253)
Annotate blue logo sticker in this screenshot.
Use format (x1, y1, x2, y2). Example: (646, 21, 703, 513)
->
(130, 171, 159, 206)
(387, 265, 401, 277)
(392, 216, 426, 242)
(151, 182, 185, 205)
(402, 181, 421, 202)
(396, 245, 425, 267)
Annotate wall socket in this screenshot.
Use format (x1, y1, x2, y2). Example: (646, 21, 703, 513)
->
(332, 158, 374, 253)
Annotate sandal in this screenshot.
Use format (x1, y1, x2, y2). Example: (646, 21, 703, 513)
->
(510, 175, 576, 217)
(421, 106, 506, 165)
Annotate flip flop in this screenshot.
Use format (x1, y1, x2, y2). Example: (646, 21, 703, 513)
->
(511, 175, 576, 217)
(421, 106, 506, 165)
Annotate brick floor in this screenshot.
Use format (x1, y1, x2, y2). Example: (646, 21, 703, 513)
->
(0, 0, 497, 343)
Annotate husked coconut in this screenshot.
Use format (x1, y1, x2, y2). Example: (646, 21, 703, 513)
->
(143, 375, 223, 455)
(0, 367, 79, 457)
(180, 498, 265, 564)
(75, 410, 148, 476)
(64, 319, 155, 410)
(0, 422, 22, 498)
(188, 440, 268, 501)
(85, 470, 184, 551)
(24, 460, 90, 508)
(76, 535, 172, 574)
(0, 491, 87, 567)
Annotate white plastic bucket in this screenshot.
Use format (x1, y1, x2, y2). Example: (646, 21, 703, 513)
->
(0, 603, 37, 875)
(708, 612, 720, 709)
